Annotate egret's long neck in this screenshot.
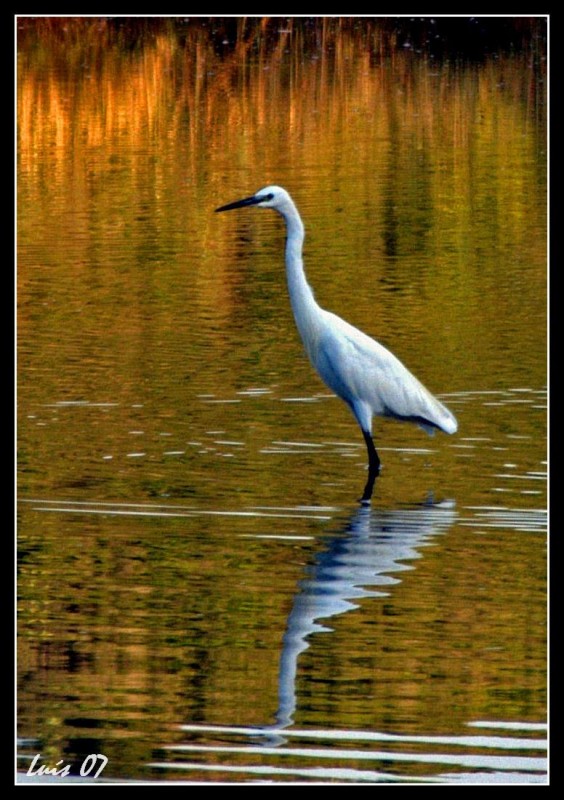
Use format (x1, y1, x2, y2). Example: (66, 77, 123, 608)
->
(280, 203, 323, 353)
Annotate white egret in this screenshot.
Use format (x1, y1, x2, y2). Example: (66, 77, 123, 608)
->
(216, 186, 457, 502)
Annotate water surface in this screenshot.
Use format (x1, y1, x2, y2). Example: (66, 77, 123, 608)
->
(17, 18, 547, 784)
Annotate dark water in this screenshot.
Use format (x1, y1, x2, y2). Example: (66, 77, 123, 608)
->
(17, 18, 547, 784)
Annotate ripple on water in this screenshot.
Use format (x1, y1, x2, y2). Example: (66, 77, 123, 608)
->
(145, 720, 547, 784)
(460, 506, 547, 534)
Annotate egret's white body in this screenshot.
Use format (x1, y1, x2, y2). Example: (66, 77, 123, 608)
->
(216, 185, 457, 501)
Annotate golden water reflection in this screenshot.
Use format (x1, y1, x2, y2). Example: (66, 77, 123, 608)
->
(18, 18, 546, 783)
(18, 18, 546, 396)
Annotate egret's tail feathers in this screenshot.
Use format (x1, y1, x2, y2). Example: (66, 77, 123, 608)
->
(412, 406, 457, 436)
(441, 412, 458, 435)
(424, 393, 458, 436)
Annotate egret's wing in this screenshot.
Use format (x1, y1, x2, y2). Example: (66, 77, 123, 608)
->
(316, 312, 457, 435)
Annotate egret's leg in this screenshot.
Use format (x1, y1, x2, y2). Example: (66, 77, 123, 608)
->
(360, 430, 380, 504)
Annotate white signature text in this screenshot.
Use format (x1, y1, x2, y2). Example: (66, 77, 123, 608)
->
(27, 753, 108, 779)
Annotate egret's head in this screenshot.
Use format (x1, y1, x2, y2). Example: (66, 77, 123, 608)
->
(215, 185, 291, 214)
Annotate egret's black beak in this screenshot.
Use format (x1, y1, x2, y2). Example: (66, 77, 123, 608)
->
(215, 194, 262, 213)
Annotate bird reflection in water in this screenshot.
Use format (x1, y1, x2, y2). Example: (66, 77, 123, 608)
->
(266, 497, 457, 739)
